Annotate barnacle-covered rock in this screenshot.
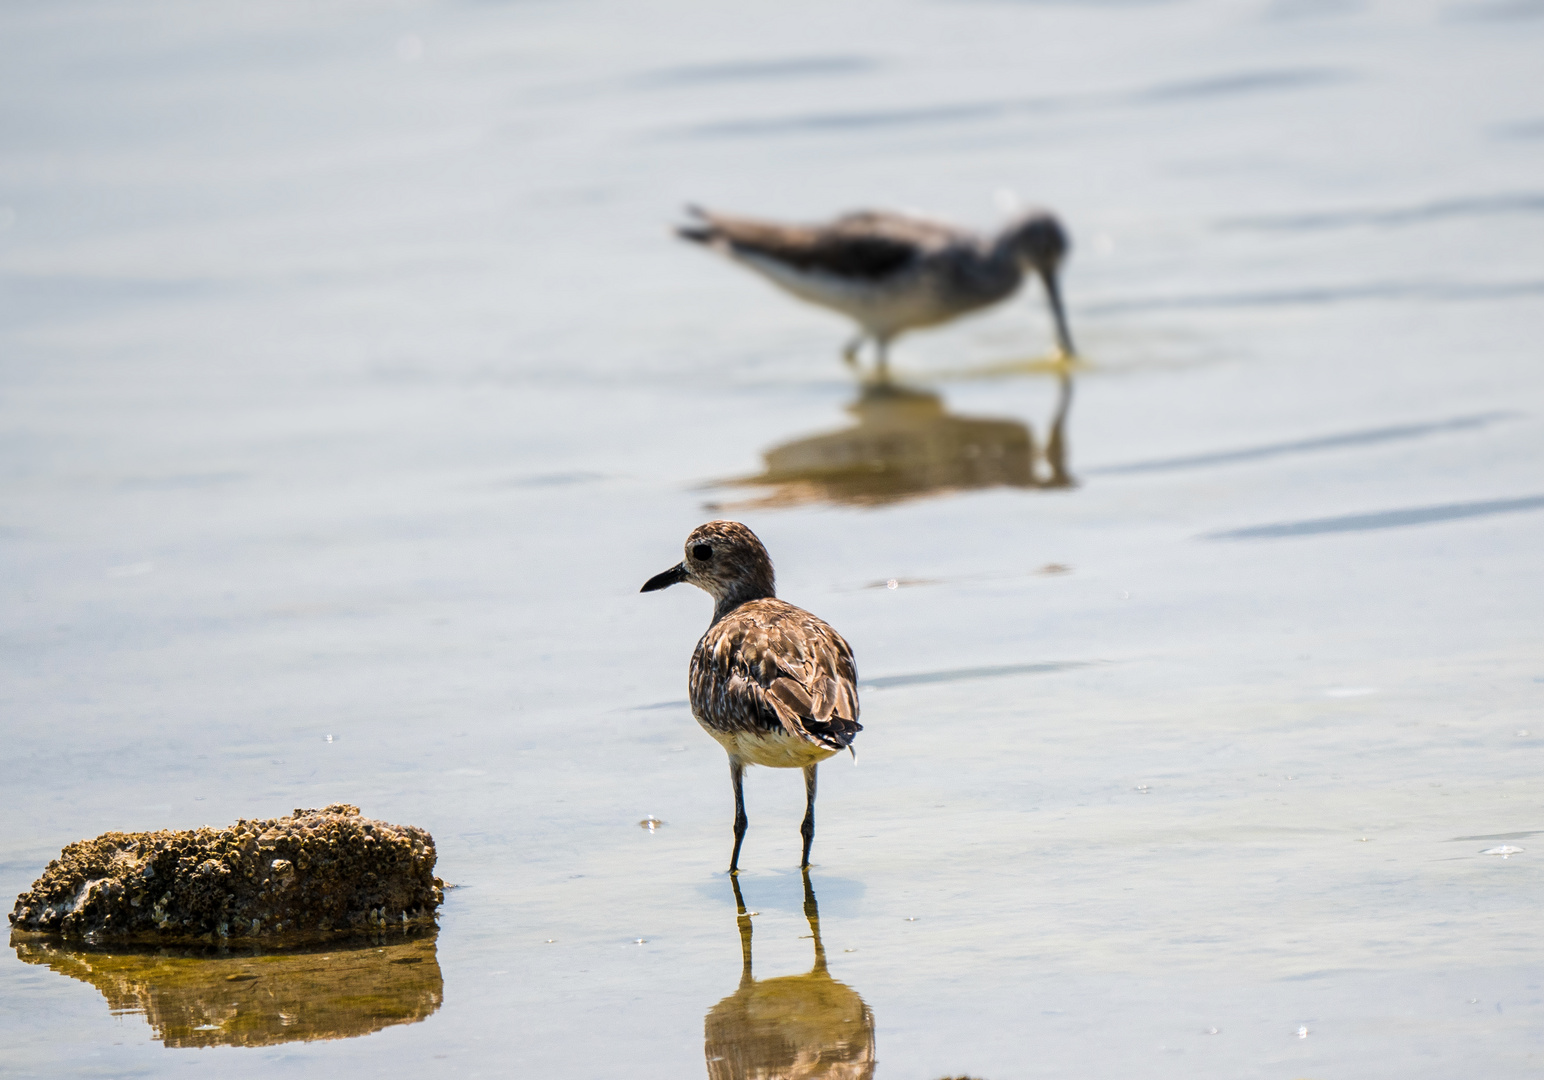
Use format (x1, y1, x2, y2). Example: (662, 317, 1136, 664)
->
(8, 805, 442, 945)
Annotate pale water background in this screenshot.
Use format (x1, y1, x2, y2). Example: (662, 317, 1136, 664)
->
(3, 0, 1543, 1076)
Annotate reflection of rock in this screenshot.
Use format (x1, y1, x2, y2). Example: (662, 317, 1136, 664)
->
(10, 931, 441, 1047)
(704, 874, 874, 1080)
(717, 375, 1073, 508)
(8, 805, 442, 945)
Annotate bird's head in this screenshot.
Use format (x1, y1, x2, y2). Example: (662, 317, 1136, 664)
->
(640, 520, 776, 615)
(1002, 211, 1069, 272)
(1000, 211, 1076, 359)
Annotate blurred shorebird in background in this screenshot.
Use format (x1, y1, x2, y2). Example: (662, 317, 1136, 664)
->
(641, 521, 861, 874)
(677, 205, 1076, 375)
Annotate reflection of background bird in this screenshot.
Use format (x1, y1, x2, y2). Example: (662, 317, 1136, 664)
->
(713, 373, 1075, 509)
(641, 521, 861, 873)
(677, 206, 1076, 374)
(704, 873, 875, 1080)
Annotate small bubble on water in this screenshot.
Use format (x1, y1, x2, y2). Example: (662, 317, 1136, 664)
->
(1135, 784, 1151, 794)
(1357, 837, 1372, 842)
(638, 816, 663, 831)
(633, 939, 647, 945)
(1516, 730, 1530, 737)
(843, 948, 857, 953)
(903, 916, 918, 922)
(1468, 998, 1479, 1004)
(1203, 1027, 1219, 1035)
(1480, 845, 1523, 857)
(325, 734, 335, 743)
(1284, 775, 1296, 780)
(1295, 1026, 1310, 1038)
(544, 939, 556, 944)
(886, 578, 899, 590)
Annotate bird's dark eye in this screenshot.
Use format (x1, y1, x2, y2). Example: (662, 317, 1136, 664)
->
(692, 544, 713, 561)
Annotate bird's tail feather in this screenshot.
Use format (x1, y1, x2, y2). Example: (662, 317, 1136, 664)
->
(804, 716, 862, 751)
(675, 204, 717, 244)
(676, 222, 715, 244)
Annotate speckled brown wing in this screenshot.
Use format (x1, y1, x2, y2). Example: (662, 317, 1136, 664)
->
(689, 598, 862, 751)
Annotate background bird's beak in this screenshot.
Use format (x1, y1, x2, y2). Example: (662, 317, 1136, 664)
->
(640, 562, 689, 593)
(1040, 266, 1076, 359)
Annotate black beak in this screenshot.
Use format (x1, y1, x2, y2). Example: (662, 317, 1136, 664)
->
(640, 562, 689, 593)
(1039, 265, 1076, 359)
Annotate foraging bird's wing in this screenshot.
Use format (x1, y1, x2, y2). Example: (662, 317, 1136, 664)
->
(695, 600, 862, 752)
(829, 210, 964, 250)
(678, 207, 937, 282)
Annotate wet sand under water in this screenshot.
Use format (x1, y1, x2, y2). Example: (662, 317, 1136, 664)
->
(2, 0, 1543, 1077)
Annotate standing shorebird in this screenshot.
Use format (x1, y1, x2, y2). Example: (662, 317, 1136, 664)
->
(640, 521, 861, 873)
(677, 205, 1075, 374)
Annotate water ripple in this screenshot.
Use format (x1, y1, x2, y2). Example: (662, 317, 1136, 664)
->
(1085, 277, 1544, 315)
(1205, 494, 1544, 540)
(1088, 412, 1519, 476)
(677, 66, 1348, 139)
(633, 55, 875, 87)
(1219, 191, 1544, 232)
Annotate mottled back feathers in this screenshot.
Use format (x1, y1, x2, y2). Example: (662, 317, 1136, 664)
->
(690, 597, 861, 754)
(678, 208, 959, 282)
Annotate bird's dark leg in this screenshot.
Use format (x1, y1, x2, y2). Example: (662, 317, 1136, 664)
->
(841, 334, 865, 368)
(729, 758, 748, 875)
(800, 763, 818, 869)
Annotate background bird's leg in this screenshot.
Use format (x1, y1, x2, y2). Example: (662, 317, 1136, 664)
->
(730, 873, 754, 985)
(801, 867, 828, 973)
(841, 333, 865, 368)
(800, 763, 818, 868)
(729, 758, 748, 875)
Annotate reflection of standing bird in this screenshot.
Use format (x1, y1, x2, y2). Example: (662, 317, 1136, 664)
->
(677, 205, 1075, 374)
(703, 872, 875, 1080)
(641, 521, 861, 873)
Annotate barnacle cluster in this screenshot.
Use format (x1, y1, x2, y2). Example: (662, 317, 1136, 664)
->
(9, 805, 442, 945)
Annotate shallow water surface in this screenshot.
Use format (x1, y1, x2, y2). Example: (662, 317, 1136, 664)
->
(2, 0, 1543, 1077)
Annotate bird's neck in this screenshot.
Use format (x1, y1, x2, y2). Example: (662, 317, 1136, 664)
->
(987, 231, 1028, 268)
(711, 581, 775, 625)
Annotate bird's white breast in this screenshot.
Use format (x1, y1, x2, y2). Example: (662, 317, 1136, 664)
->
(735, 251, 954, 338)
(702, 721, 839, 769)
